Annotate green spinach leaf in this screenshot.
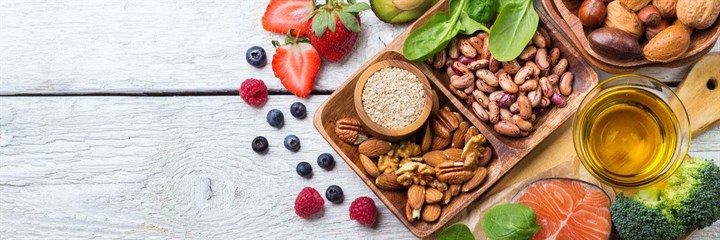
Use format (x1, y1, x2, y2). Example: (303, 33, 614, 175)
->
(403, 12, 458, 61)
(488, 0, 538, 61)
(438, 223, 475, 240)
(482, 203, 541, 240)
(466, 0, 499, 23)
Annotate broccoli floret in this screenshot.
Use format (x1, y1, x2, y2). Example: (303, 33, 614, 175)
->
(664, 157, 720, 230)
(611, 189, 686, 240)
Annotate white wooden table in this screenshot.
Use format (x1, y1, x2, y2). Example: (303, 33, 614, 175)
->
(0, 1, 718, 239)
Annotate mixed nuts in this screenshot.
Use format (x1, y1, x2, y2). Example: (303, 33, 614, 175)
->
(334, 106, 494, 223)
(430, 26, 573, 138)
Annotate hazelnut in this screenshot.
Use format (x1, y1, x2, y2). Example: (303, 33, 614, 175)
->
(645, 19, 670, 40)
(638, 5, 662, 27)
(578, 0, 607, 28)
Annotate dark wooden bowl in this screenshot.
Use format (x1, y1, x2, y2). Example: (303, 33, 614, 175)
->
(313, 0, 599, 237)
(541, 0, 720, 73)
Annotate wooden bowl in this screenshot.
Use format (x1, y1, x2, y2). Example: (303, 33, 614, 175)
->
(313, 0, 599, 237)
(540, 0, 720, 73)
(353, 60, 436, 141)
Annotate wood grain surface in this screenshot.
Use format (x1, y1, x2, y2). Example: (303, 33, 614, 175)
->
(0, 0, 719, 239)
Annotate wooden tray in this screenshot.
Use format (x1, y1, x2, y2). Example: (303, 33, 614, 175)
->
(313, 0, 599, 237)
(541, 0, 720, 73)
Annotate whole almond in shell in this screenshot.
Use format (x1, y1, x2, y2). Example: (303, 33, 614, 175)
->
(619, 0, 651, 11)
(677, 0, 720, 30)
(425, 188, 444, 204)
(422, 204, 441, 222)
(462, 167, 488, 192)
(423, 151, 448, 167)
(408, 185, 425, 209)
(605, 1, 644, 39)
(358, 138, 392, 158)
(359, 154, 379, 178)
(643, 24, 691, 62)
(451, 121, 470, 148)
(421, 124, 433, 152)
(375, 173, 403, 191)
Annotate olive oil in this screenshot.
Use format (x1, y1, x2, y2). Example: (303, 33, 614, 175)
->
(578, 87, 679, 187)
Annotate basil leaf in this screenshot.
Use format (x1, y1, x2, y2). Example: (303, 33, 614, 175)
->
(438, 223, 475, 240)
(465, 0, 499, 23)
(488, 0, 538, 61)
(482, 203, 541, 240)
(403, 12, 458, 61)
(342, 2, 370, 13)
(338, 11, 360, 32)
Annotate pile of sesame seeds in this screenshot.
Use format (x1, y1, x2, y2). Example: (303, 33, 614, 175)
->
(361, 67, 426, 129)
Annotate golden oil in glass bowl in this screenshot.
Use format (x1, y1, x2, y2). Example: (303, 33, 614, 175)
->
(574, 75, 690, 189)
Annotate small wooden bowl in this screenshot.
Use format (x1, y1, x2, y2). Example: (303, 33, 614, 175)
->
(353, 60, 435, 141)
(541, 0, 720, 73)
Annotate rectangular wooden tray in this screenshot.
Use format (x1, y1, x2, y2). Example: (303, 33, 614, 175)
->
(313, 0, 599, 237)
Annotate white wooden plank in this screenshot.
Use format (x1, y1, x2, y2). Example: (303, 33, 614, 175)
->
(1, 96, 719, 239)
(0, 0, 406, 94)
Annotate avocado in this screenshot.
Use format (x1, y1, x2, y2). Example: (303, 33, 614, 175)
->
(370, 0, 438, 24)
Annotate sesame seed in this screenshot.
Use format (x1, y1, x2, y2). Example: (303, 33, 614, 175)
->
(362, 67, 426, 129)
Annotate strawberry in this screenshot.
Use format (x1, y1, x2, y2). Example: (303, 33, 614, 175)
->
(272, 30, 321, 98)
(306, 0, 370, 62)
(262, 0, 315, 37)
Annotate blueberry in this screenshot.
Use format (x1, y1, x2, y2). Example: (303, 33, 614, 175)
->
(267, 109, 284, 128)
(317, 153, 335, 170)
(251, 136, 268, 153)
(284, 135, 301, 152)
(290, 102, 307, 119)
(246, 46, 267, 68)
(296, 161, 312, 178)
(325, 185, 344, 204)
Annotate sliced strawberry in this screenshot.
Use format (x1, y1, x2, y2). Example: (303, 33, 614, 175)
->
(262, 0, 315, 37)
(272, 32, 321, 98)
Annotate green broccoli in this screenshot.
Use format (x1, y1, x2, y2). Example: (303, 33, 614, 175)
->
(664, 157, 720, 230)
(610, 188, 686, 240)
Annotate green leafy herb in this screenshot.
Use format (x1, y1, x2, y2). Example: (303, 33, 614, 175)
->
(482, 203, 541, 240)
(488, 0, 538, 61)
(403, 0, 492, 61)
(438, 223, 475, 240)
(466, 0, 500, 24)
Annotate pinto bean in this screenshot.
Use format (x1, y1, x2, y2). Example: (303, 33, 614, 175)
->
(489, 101, 500, 124)
(532, 31, 547, 48)
(517, 94, 532, 120)
(525, 61, 541, 78)
(475, 69, 498, 87)
(433, 49, 446, 69)
(540, 77, 554, 98)
(500, 108, 512, 121)
(538, 27, 552, 48)
(535, 48, 550, 76)
(467, 59, 489, 71)
(459, 38, 477, 58)
(514, 66, 534, 85)
(552, 59, 568, 76)
(489, 91, 504, 102)
(464, 82, 475, 94)
(519, 45, 537, 61)
(447, 65, 457, 77)
(498, 92, 517, 109)
(510, 102, 520, 113)
(451, 74, 473, 89)
(560, 72, 574, 96)
(519, 79, 538, 92)
(450, 84, 468, 100)
(512, 114, 533, 131)
(472, 102, 490, 122)
(540, 97, 551, 107)
(549, 47, 561, 67)
(502, 60, 522, 74)
(528, 87, 542, 107)
(498, 72, 518, 93)
(548, 74, 560, 86)
(468, 36, 483, 54)
(472, 90, 491, 108)
(494, 120, 521, 137)
(552, 89, 567, 107)
(488, 56, 500, 72)
(449, 39, 460, 59)
(475, 77, 497, 93)
(480, 36, 491, 60)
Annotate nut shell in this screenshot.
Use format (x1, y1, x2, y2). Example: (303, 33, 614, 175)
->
(643, 24, 691, 62)
(605, 1, 644, 39)
(619, 0, 651, 11)
(653, 0, 677, 19)
(677, 0, 720, 30)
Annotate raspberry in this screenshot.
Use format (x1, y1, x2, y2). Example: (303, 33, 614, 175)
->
(349, 196, 377, 226)
(239, 78, 268, 107)
(294, 187, 324, 218)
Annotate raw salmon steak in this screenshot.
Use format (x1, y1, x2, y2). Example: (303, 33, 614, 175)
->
(513, 178, 611, 240)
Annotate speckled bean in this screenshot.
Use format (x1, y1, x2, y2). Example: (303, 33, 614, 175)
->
(512, 114, 533, 131)
(560, 72, 574, 96)
(472, 90, 490, 108)
(498, 72, 518, 93)
(489, 101, 500, 124)
(552, 59, 568, 76)
(517, 94, 532, 120)
(502, 60, 522, 74)
(472, 102, 489, 122)
(494, 120, 521, 137)
(514, 66, 534, 85)
(535, 48, 550, 76)
(459, 38, 477, 58)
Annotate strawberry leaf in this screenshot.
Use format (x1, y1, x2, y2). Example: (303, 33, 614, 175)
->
(327, 12, 336, 33)
(312, 11, 330, 38)
(342, 2, 369, 14)
(338, 11, 360, 32)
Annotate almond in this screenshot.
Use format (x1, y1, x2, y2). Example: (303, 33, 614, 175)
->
(359, 154, 379, 178)
(375, 173, 403, 191)
(358, 138, 392, 158)
(421, 124, 433, 153)
(431, 118, 452, 139)
(449, 184, 461, 196)
(405, 201, 420, 222)
(425, 188, 444, 204)
(408, 185, 425, 209)
(423, 151, 448, 168)
(441, 188, 453, 205)
(430, 135, 451, 150)
(443, 148, 463, 161)
(462, 167, 488, 192)
(451, 121, 470, 148)
(422, 204, 442, 222)
(437, 170, 474, 184)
